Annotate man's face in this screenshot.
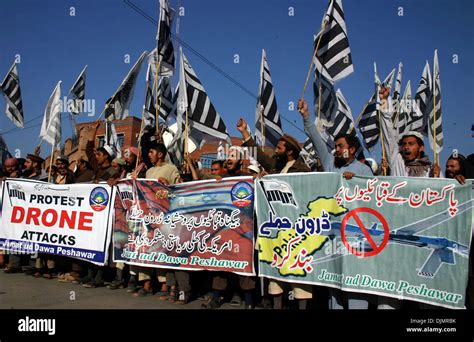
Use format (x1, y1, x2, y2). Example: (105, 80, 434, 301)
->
(4, 164, 18, 175)
(77, 160, 86, 171)
(334, 137, 353, 161)
(148, 149, 159, 165)
(274, 141, 287, 158)
(112, 161, 122, 172)
(95, 150, 107, 166)
(446, 159, 461, 178)
(225, 150, 240, 173)
(124, 150, 136, 165)
(55, 161, 68, 175)
(211, 163, 225, 176)
(400, 136, 423, 162)
(24, 158, 35, 172)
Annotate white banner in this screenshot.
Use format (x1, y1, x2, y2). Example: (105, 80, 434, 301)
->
(0, 179, 115, 265)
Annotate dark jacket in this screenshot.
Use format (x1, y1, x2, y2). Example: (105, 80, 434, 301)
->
(74, 168, 95, 183)
(86, 140, 117, 182)
(242, 137, 310, 174)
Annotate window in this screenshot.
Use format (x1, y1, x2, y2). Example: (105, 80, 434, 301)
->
(97, 134, 125, 148)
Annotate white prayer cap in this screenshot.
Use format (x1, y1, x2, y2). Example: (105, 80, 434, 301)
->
(401, 131, 424, 141)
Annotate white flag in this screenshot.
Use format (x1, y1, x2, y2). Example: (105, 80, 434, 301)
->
(40, 81, 62, 147)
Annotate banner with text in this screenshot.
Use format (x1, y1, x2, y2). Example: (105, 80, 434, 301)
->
(113, 177, 255, 275)
(256, 173, 473, 309)
(0, 179, 114, 265)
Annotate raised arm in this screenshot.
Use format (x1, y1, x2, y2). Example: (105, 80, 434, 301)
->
(184, 153, 200, 181)
(86, 120, 101, 170)
(298, 98, 333, 171)
(237, 118, 275, 172)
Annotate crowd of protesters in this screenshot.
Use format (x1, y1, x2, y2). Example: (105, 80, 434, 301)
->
(0, 94, 473, 309)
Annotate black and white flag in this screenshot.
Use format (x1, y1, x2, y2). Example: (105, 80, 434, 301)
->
(143, 64, 157, 130)
(68, 65, 87, 115)
(156, 76, 174, 122)
(427, 50, 443, 153)
(255, 49, 283, 148)
(40, 81, 62, 148)
(301, 138, 319, 169)
(313, 0, 354, 83)
(105, 121, 122, 159)
(397, 81, 424, 136)
(319, 90, 356, 151)
(105, 51, 148, 122)
(148, 0, 175, 79)
(1, 63, 24, 128)
(313, 68, 338, 128)
(358, 67, 395, 151)
(414, 61, 432, 136)
(0, 135, 11, 166)
(166, 125, 185, 166)
(179, 49, 230, 142)
(391, 62, 403, 123)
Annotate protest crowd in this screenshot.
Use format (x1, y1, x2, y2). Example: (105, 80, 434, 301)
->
(0, 0, 473, 310)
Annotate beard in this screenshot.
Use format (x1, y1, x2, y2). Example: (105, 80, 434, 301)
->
(334, 156, 347, 168)
(23, 168, 34, 176)
(226, 161, 241, 175)
(124, 163, 135, 174)
(274, 153, 288, 171)
(446, 170, 457, 179)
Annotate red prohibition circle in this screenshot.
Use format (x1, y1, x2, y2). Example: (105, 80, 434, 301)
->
(340, 207, 390, 257)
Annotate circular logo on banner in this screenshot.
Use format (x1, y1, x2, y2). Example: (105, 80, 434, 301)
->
(89, 187, 109, 212)
(340, 207, 390, 257)
(231, 182, 253, 207)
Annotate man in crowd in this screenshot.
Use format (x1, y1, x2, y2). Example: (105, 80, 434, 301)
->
(136, 142, 190, 303)
(211, 160, 227, 177)
(73, 157, 94, 183)
(299, 98, 373, 309)
(378, 86, 440, 178)
(444, 152, 473, 309)
(23, 154, 45, 181)
(299, 99, 372, 179)
(445, 153, 473, 185)
(86, 121, 117, 183)
(2, 158, 23, 273)
(54, 155, 75, 184)
(236, 117, 312, 310)
(201, 143, 256, 309)
(237, 118, 310, 174)
(378, 86, 443, 309)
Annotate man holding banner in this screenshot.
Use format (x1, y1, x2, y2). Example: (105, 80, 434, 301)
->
(298, 98, 374, 309)
(237, 117, 313, 310)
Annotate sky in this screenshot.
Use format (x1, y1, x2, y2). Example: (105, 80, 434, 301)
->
(0, 0, 473, 165)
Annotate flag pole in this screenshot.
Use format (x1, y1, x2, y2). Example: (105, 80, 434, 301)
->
(258, 105, 265, 151)
(135, 105, 147, 171)
(433, 90, 437, 165)
(301, 21, 328, 100)
(347, 102, 369, 135)
(154, 59, 162, 135)
(378, 111, 387, 176)
(134, 65, 159, 171)
(432, 51, 437, 165)
(47, 143, 55, 183)
(317, 82, 322, 132)
(184, 106, 189, 158)
(96, 105, 108, 121)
